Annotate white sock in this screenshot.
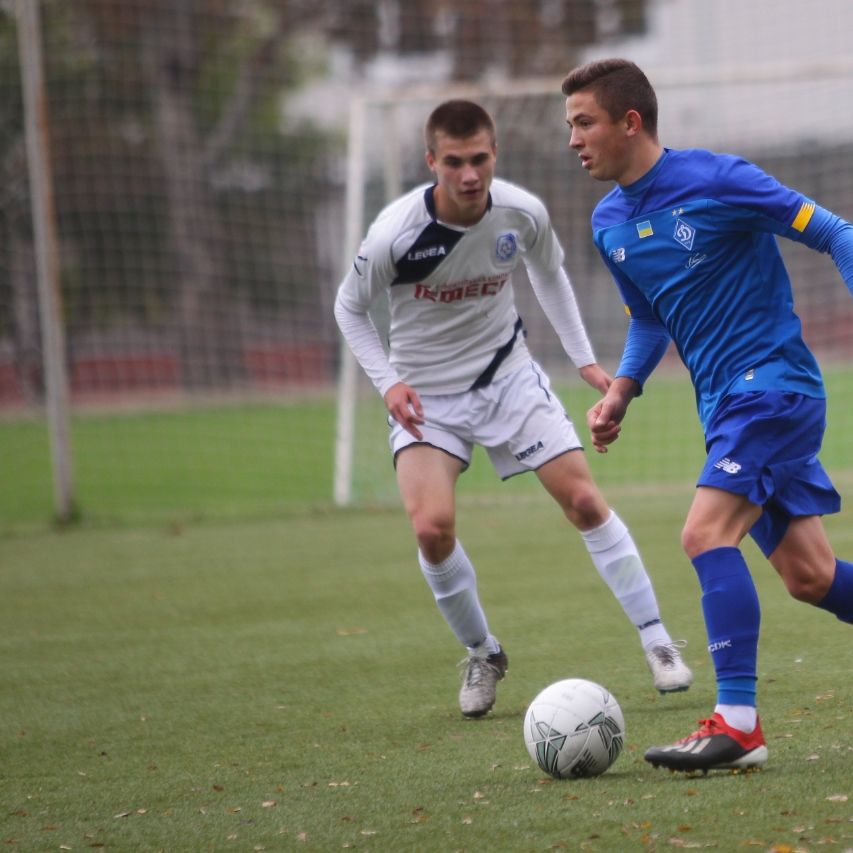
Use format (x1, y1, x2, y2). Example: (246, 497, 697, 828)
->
(419, 540, 497, 652)
(638, 621, 672, 650)
(715, 704, 757, 733)
(581, 510, 670, 646)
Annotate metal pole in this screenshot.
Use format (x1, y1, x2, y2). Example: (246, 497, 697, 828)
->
(333, 94, 367, 506)
(17, 0, 76, 523)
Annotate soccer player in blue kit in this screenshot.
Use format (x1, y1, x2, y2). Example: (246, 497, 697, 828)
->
(562, 58, 853, 773)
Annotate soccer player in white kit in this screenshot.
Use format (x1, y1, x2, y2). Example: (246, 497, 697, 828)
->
(334, 100, 692, 717)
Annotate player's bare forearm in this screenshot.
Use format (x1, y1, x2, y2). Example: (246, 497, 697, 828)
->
(384, 382, 425, 440)
(578, 363, 612, 396)
(586, 377, 640, 453)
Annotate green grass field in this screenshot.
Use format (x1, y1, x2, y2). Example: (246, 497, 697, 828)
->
(1, 496, 851, 851)
(1, 370, 851, 850)
(2, 366, 852, 529)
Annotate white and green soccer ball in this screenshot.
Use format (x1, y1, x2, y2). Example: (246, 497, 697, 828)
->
(523, 678, 625, 779)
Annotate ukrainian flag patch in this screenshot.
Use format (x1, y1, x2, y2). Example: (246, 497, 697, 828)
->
(791, 201, 815, 232)
(636, 220, 654, 238)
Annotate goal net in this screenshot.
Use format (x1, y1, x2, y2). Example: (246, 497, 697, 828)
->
(336, 63, 853, 506)
(2, 1, 852, 524)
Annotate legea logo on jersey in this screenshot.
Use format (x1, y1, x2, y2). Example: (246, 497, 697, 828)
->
(495, 232, 518, 262)
(407, 245, 447, 261)
(674, 219, 696, 250)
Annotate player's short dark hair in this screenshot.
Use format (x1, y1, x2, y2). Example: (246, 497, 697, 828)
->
(561, 58, 658, 138)
(424, 100, 496, 154)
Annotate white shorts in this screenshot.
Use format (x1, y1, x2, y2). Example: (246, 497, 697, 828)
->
(389, 360, 583, 479)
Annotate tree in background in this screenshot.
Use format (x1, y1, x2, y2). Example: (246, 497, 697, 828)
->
(0, 0, 648, 398)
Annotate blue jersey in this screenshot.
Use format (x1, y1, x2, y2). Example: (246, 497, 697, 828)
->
(593, 148, 852, 428)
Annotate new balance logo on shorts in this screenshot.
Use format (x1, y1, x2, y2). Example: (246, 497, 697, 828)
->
(713, 457, 742, 474)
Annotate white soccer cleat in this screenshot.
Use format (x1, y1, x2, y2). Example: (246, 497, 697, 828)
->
(645, 640, 693, 693)
(458, 646, 508, 717)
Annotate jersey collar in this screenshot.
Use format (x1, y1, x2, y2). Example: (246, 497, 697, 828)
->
(620, 149, 670, 202)
(424, 184, 493, 224)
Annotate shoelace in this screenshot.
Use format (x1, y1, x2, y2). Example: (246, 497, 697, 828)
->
(649, 639, 687, 667)
(676, 717, 720, 744)
(460, 656, 498, 687)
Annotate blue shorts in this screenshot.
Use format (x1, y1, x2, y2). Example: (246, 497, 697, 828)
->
(699, 392, 841, 558)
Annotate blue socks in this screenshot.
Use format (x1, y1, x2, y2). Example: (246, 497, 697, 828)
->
(692, 550, 851, 716)
(817, 559, 853, 624)
(692, 547, 760, 707)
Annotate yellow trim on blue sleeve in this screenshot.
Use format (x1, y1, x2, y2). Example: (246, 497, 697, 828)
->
(624, 304, 632, 317)
(791, 201, 815, 232)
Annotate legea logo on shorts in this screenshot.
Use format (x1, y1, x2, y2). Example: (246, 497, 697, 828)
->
(515, 440, 544, 461)
(713, 457, 742, 474)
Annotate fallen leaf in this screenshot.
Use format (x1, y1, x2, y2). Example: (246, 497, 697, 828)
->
(826, 794, 848, 802)
(262, 801, 276, 808)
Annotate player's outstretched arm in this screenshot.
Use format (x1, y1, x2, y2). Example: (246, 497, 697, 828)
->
(384, 382, 425, 441)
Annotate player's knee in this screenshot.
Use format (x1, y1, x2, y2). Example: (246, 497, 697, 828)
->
(411, 513, 456, 562)
(560, 484, 608, 529)
(777, 562, 832, 604)
(680, 522, 712, 560)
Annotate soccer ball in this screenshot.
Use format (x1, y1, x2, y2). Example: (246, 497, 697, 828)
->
(523, 678, 625, 779)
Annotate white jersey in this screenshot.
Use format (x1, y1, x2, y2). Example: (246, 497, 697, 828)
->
(334, 178, 595, 396)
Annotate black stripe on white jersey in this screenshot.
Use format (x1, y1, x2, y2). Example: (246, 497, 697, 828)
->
(391, 185, 492, 285)
(392, 220, 464, 285)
